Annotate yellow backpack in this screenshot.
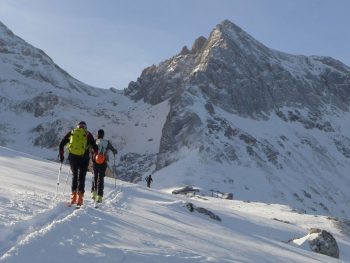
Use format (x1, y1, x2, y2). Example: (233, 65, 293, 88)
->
(68, 127, 88, 156)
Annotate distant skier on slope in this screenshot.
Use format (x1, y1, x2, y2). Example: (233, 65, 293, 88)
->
(91, 129, 118, 204)
(145, 174, 153, 188)
(59, 121, 98, 206)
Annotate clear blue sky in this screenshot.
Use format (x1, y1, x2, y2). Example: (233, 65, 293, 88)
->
(1, 0, 349, 89)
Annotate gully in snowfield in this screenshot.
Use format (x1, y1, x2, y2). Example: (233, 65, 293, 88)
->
(59, 121, 98, 206)
(91, 129, 118, 204)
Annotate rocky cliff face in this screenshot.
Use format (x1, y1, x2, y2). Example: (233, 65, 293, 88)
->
(124, 20, 350, 217)
(125, 19, 350, 169)
(127, 20, 350, 115)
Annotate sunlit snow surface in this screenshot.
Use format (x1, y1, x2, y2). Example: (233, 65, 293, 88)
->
(0, 147, 349, 263)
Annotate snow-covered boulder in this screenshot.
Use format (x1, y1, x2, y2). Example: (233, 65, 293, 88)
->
(290, 228, 339, 259)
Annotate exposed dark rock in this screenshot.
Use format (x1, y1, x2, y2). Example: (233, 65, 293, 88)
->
(172, 186, 200, 195)
(185, 202, 221, 221)
(334, 137, 350, 158)
(31, 119, 65, 148)
(289, 229, 340, 259)
(180, 46, 190, 56)
(204, 102, 215, 115)
(191, 36, 207, 53)
(156, 100, 203, 170)
(224, 126, 239, 139)
(239, 133, 257, 146)
(261, 141, 281, 168)
(284, 110, 335, 132)
(308, 228, 339, 259)
(18, 92, 59, 117)
(116, 153, 157, 183)
(272, 218, 291, 224)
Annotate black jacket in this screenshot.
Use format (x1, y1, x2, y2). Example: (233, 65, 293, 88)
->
(59, 129, 98, 159)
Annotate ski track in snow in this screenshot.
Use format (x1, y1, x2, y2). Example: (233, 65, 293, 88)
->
(0, 200, 79, 260)
(0, 189, 124, 262)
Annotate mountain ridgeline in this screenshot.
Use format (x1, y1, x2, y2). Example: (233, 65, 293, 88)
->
(126, 20, 350, 114)
(1, 20, 350, 218)
(125, 20, 350, 170)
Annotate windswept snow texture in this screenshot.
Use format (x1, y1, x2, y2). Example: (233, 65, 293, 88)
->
(0, 146, 349, 263)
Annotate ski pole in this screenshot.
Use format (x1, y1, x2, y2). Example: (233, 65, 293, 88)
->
(56, 163, 63, 196)
(113, 154, 117, 189)
(62, 167, 71, 197)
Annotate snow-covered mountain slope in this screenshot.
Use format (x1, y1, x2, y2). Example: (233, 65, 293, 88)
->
(1, 146, 349, 262)
(125, 20, 350, 219)
(0, 20, 169, 180)
(1, 19, 350, 222)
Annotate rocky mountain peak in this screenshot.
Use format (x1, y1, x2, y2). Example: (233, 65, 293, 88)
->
(203, 20, 272, 65)
(123, 19, 350, 190)
(206, 20, 264, 47)
(179, 45, 190, 55)
(214, 19, 248, 39)
(125, 19, 350, 116)
(191, 36, 207, 53)
(193, 20, 350, 116)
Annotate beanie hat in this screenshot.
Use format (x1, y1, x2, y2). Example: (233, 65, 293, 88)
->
(77, 121, 87, 129)
(97, 129, 104, 138)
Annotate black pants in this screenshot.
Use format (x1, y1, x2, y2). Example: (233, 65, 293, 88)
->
(92, 163, 107, 196)
(68, 154, 89, 193)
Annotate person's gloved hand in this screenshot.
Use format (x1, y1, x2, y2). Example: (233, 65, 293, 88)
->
(59, 150, 64, 163)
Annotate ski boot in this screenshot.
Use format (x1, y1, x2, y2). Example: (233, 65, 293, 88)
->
(91, 191, 97, 200)
(76, 192, 84, 207)
(70, 191, 77, 205)
(96, 195, 103, 203)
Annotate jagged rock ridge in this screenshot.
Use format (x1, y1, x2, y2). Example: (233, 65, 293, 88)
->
(126, 20, 350, 115)
(125, 20, 350, 170)
(125, 20, 350, 217)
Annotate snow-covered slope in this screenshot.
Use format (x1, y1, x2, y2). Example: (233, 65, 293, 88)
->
(0, 20, 169, 181)
(0, 146, 349, 262)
